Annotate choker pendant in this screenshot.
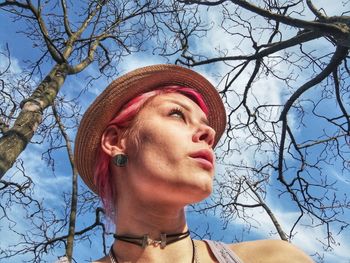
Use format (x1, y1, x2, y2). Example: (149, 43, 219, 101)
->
(114, 230, 190, 248)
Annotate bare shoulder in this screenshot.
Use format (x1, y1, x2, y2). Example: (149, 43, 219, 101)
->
(228, 239, 314, 263)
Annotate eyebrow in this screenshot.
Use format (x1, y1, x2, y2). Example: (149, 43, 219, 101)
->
(162, 98, 209, 126)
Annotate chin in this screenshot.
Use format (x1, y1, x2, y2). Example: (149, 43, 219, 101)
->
(189, 194, 211, 205)
(189, 184, 212, 203)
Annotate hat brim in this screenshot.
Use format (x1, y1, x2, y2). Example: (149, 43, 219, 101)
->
(74, 64, 226, 194)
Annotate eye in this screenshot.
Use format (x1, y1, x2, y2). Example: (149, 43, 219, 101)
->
(169, 108, 185, 120)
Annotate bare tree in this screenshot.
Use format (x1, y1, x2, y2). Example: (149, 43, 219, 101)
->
(0, 0, 169, 177)
(1, 0, 349, 262)
(0, 85, 107, 262)
(170, 0, 350, 259)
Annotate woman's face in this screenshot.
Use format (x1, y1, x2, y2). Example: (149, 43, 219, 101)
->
(122, 92, 216, 205)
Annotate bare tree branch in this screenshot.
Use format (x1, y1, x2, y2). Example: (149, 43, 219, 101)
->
(280, 46, 349, 121)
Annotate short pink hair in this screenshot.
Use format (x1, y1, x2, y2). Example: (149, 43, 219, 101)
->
(94, 86, 209, 219)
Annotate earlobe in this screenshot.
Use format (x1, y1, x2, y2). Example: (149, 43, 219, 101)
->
(101, 125, 127, 157)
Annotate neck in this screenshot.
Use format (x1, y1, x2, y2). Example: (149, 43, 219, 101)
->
(111, 195, 193, 262)
(116, 195, 188, 238)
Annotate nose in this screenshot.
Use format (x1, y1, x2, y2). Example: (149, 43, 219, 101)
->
(192, 124, 216, 147)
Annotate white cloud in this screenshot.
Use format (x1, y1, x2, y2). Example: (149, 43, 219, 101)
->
(118, 53, 165, 73)
(330, 169, 350, 186)
(6, 143, 71, 204)
(0, 48, 22, 75)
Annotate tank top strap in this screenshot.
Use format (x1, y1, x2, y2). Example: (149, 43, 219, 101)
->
(204, 239, 244, 263)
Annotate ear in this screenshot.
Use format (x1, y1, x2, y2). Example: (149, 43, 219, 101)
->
(101, 125, 127, 157)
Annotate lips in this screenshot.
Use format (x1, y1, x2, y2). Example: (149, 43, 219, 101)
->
(189, 149, 214, 170)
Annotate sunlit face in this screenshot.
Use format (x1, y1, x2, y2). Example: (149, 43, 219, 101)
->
(122, 93, 216, 206)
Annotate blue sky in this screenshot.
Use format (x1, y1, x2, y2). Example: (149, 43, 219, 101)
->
(1, 1, 349, 262)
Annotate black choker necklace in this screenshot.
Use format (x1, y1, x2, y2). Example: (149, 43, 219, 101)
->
(113, 230, 190, 248)
(109, 238, 197, 263)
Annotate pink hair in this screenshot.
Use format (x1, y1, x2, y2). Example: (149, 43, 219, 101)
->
(94, 86, 209, 219)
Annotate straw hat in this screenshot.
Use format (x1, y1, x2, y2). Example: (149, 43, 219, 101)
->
(74, 64, 226, 193)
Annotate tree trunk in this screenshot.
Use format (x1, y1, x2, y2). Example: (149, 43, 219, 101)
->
(0, 63, 68, 178)
(52, 104, 79, 262)
(66, 167, 78, 262)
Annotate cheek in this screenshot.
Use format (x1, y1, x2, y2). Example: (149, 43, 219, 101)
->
(137, 121, 166, 147)
(140, 129, 171, 156)
(124, 120, 143, 154)
(127, 118, 190, 166)
(138, 127, 183, 167)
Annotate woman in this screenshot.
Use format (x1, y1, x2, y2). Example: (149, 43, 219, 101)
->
(74, 65, 313, 263)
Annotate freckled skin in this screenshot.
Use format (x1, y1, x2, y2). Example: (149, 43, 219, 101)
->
(122, 93, 216, 206)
